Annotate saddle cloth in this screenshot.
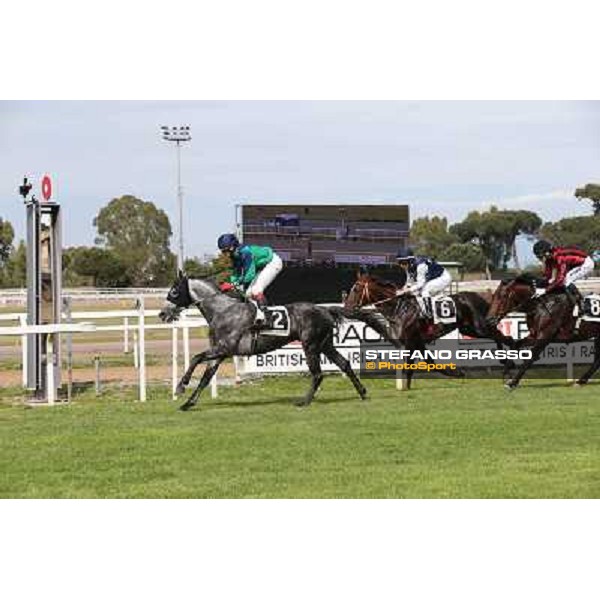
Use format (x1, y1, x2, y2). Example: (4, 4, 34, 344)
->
(431, 296, 457, 325)
(260, 306, 290, 336)
(581, 294, 600, 321)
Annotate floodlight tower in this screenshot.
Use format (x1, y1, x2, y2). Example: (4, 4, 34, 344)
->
(161, 125, 191, 271)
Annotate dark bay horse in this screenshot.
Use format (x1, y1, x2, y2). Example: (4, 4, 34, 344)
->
(343, 271, 516, 390)
(487, 274, 600, 389)
(158, 272, 367, 410)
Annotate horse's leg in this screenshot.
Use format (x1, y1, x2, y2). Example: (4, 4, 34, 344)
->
(413, 339, 466, 380)
(505, 337, 549, 390)
(177, 347, 226, 395)
(575, 336, 600, 386)
(322, 343, 367, 400)
(296, 345, 324, 407)
(179, 357, 225, 411)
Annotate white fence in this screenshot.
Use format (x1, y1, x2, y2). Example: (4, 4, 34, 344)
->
(0, 300, 212, 404)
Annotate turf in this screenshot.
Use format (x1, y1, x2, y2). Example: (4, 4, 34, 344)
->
(1, 375, 600, 498)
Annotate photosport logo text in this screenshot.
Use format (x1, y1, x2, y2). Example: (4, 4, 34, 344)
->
(358, 341, 559, 379)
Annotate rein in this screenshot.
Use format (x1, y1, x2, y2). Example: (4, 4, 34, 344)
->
(495, 284, 548, 320)
(349, 279, 399, 308)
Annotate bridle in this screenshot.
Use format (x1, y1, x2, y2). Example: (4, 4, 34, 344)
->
(492, 281, 536, 319)
(347, 278, 402, 309)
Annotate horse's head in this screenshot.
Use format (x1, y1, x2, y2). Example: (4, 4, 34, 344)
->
(159, 269, 193, 323)
(487, 274, 537, 326)
(344, 269, 398, 311)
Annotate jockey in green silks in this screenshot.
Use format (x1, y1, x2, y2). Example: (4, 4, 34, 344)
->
(217, 233, 283, 324)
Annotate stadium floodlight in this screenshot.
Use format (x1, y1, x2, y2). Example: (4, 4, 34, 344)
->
(161, 125, 192, 271)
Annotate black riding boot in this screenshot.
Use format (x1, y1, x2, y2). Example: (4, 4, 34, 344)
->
(566, 284, 583, 316)
(418, 296, 432, 318)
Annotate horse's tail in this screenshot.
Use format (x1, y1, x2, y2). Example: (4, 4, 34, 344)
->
(329, 306, 394, 342)
(325, 306, 347, 327)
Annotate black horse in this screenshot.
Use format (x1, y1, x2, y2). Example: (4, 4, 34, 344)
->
(158, 271, 367, 410)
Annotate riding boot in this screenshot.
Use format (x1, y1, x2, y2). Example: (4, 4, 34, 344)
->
(417, 296, 431, 318)
(566, 284, 584, 316)
(250, 293, 268, 327)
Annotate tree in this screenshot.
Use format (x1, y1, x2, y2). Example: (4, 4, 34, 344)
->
(67, 246, 132, 287)
(94, 195, 176, 286)
(0, 240, 26, 287)
(438, 242, 486, 272)
(505, 210, 542, 269)
(540, 216, 600, 254)
(450, 206, 541, 278)
(409, 216, 459, 258)
(0, 217, 15, 266)
(184, 253, 232, 282)
(575, 183, 600, 216)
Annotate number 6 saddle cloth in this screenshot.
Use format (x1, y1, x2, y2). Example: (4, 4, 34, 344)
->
(431, 296, 457, 325)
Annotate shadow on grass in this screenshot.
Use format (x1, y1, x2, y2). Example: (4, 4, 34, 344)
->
(181, 392, 363, 410)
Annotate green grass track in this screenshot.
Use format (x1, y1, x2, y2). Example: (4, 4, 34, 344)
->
(1, 376, 599, 498)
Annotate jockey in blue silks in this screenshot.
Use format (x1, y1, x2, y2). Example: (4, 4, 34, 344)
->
(396, 248, 452, 316)
(217, 233, 283, 324)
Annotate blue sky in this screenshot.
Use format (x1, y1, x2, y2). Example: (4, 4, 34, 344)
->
(1, 101, 599, 262)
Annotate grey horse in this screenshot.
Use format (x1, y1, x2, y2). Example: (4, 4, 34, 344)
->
(158, 272, 367, 411)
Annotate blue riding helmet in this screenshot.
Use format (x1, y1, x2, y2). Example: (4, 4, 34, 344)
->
(217, 233, 240, 251)
(396, 247, 415, 261)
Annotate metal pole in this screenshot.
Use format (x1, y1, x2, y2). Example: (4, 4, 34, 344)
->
(177, 140, 184, 272)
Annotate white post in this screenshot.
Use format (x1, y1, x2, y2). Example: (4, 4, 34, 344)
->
(396, 371, 408, 391)
(183, 317, 190, 372)
(133, 330, 139, 369)
(46, 334, 56, 405)
(138, 296, 146, 402)
(210, 364, 218, 399)
(567, 350, 574, 383)
(171, 325, 178, 400)
(123, 317, 129, 354)
(233, 356, 243, 384)
(20, 314, 28, 388)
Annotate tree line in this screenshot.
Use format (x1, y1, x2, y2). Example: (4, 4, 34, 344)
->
(409, 184, 600, 278)
(0, 184, 598, 287)
(0, 194, 221, 288)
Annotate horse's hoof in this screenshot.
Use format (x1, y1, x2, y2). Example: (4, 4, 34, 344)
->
(504, 382, 517, 392)
(179, 402, 193, 411)
(175, 383, 187, 396)
(573, 381, 585, 388)
(294, 399, 309, 408)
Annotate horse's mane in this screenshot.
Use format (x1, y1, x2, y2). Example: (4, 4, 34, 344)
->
(365, 272, 404, 290)
(504, 273, 537, 286)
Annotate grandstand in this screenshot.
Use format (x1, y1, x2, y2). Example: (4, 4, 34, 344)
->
(238, 204, 410, 266)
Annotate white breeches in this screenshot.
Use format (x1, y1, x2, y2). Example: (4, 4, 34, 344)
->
(420, 270, 452, 297)
(246, 253, 283, 298)
(564, 257, 594, 287)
